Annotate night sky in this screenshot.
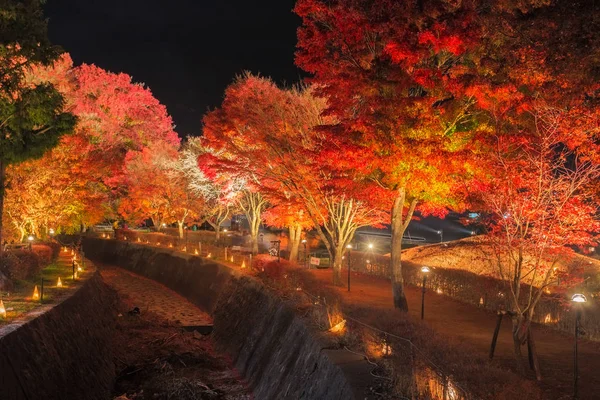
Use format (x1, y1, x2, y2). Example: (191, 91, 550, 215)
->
(43, 0, 304, 137)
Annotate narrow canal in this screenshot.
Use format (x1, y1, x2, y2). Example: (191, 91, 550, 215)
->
(100, 265, 252, 400)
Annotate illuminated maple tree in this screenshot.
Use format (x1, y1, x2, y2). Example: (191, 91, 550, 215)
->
(203, 73, 385, 282)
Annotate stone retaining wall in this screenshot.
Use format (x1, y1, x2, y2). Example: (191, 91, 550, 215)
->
(0, 272, 117, 400)
(84, 238, 370, 400)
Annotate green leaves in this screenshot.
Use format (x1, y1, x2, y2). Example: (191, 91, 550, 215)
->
(0, 83, 76, 164)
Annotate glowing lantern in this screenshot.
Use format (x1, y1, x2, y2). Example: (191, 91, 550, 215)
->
(328, 319, 346, 334)
(168, 243, 173, 248)
(77, 264, 82, 272)
(157, 242, 161, 246)
(0, 299, 6, 318)
(63, 247, 68, 253)
(70, 249, 74, 256)
(182, 246, 187, 252)
(207, 253, 212, 258)
(32, 285, 40, 300)
(241, 261, 246, 269)
(194, 249, 199, 255)
(137, 237, 141, 242)
(479, 297, 484, 305)
(436, 288, 443, 294)
(74, 271, 78, 280)
(230, 256, 234, 262)
(57, 277, 63, 287)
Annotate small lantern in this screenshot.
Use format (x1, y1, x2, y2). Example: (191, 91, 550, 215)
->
(32, 285, 40, 300)
(328, 319, 346, 334)
(157, 242, 161, 246)
(168, 243, 173, 248)
(137, 237, 141, 242)
(194, 249, 199, 255)
(182, 246, 187, 252)
(0, 299, 6, 319)
(241, 260, 246, 269)
(70, 249, 74, 256)
(57, 277, 63, 287)
(63, 246, 68, 253)
(207, 253, 212, 258)
(230, 255, 234, 262)
(77, 264, 82, 272)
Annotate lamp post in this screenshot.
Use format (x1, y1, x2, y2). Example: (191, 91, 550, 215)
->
(346, 244, 352, 292)
(437, 230, 443, 243)
(572, 293, 587, 400)
(27, 235, 34, 251)
(421, 266, 431, 320)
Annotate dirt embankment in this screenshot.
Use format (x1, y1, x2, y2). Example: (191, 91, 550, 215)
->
(0, 272, 117, 400)
(84, 238, 367, 400)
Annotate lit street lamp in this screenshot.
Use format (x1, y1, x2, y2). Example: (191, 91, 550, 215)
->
(437, 230, 443, 243)
(346, 244, 352, 292)
(368, 243, 374, 250)
(421, 266, 431, 320)
(572, 293, 587, 400)
(27, 235, 34, 251)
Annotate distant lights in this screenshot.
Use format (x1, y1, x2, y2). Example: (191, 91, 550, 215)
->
(421, 266, 431, 274)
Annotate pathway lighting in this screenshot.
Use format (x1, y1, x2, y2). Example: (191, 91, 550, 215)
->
(368, 243, 374, 249)
(241, 260, 246, 269)
(346, 244, 353, 292)
(471, 231, 476, 236)
(436, 230, 443, 243)
(329, 319, 346, 334)
(28, 235, 34, 242)
(421, 266, 431, 320)
(572, 293, 587, 399)
(57, 277, 63, 288)
(0, 299, 5, 318)
(32, 285, 40, 300)
(49, 228, 55, 236)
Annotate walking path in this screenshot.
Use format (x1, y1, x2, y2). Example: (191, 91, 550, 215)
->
(307, 267, 600, 400)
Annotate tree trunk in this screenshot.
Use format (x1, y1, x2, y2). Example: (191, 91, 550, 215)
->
(331, 245, 344, 285)
(391, 188, 415, 311)
(249, 215, 260, 255)
(527, 328, 542, 381)
(0, 160, 5, 257)
(511, 315, 527, 374)
(288, 224, 302, 262)
(177, 221, 184, 239)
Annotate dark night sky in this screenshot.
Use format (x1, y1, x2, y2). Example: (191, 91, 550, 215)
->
(43, 0, 304, 137)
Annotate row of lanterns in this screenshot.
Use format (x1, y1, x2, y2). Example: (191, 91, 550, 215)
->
(0, 246, 86, 320)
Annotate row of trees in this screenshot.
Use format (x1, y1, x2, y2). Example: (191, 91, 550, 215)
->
(3, 0, 599, 380)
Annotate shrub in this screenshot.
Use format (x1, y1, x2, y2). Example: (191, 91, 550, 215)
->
(31, 244, 53, 265)
(0, 250, 41, 282)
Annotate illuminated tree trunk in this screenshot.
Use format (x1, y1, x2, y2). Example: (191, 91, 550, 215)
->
(177, 221, 184, 238)
(391, 188, 417, 311)
(208, 205, 231, 242)
(306, 197, 362, 286)
(0, 160, 5, 255)
(238, 191, 266, 255)
(288, 223, 302, 262)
